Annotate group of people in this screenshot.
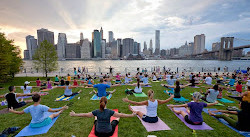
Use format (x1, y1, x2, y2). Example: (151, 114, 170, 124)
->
(1, 70, 250, 137)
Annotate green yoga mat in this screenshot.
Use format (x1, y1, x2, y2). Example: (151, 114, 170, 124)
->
(189, 93, 224, 106)
(217, 98, 234, 103)
(133, 92, 147, 97)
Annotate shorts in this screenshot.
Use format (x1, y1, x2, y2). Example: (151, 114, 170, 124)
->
(142, 115, 158, 123)
(13, 101, 26, 109)
(54, 81, 59, 86)
(184, 115, 202, 125)
(115, 80, 121, 83)
(30, 117, 52, 128)
(94, 120, 119, 137)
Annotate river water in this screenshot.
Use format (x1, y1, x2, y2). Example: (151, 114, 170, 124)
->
(21, 60, 250, 74)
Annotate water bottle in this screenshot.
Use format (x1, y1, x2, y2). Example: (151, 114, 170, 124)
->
(71, 135, 76, 137)
(78, 97, 80, 100)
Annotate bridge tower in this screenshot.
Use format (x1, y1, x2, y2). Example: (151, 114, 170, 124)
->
(219, 37, 234, 60)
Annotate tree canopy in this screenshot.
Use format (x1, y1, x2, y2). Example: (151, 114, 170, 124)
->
(0, 32, 23, 83)
(33, 40, 58, 77)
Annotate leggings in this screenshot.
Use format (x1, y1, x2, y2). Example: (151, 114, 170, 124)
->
(214, 114, 238, 129)
(64, 92, 78, 97)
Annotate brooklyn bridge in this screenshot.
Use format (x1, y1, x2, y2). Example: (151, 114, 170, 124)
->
(177, 37, 250, 60)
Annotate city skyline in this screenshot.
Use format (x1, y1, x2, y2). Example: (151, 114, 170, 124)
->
(1, 0, 250, 57)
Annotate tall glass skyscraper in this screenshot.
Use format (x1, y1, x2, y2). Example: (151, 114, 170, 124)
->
(155, 30, 160, 55)
(93, 30, 102, 58)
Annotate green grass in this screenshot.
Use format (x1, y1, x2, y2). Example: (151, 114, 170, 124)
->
(0, 77, 245, 137)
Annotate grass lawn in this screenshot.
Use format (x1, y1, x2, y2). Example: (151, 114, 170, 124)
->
(0, 77, 245, 137)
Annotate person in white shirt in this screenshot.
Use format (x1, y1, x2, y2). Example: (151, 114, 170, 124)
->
(204, 75, 212, 85)
(123, 90, 174, 123)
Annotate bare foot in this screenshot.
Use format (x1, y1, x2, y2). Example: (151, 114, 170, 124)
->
(78, 90, 82, 94)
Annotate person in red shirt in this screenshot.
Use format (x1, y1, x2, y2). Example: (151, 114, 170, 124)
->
(73, 77, 78, 86)
(235, 81, 242, 93)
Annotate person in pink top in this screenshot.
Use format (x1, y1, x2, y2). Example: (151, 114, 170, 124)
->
(115, 73, 121, 83)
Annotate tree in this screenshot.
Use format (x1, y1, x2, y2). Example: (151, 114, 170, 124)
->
(33, 40, 58, 77)
(0, 32, 23, 83)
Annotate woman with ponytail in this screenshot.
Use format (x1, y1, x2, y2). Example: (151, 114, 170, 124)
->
(169, 92, 218, 125)
(123, 90, 174, 123)
(162, 81, 190, 98)
(70, 97, 135, 137)
(126, 78, 150, 94)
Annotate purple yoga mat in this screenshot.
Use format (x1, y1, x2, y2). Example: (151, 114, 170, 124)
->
(130, 106, 171, 132)
(167, 106, 213, 130)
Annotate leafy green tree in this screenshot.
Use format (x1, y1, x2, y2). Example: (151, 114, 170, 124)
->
(0, 32, 23, 83)
(33, 40, 58, 77)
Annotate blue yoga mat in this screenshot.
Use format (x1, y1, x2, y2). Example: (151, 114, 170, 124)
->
(16, 110, 60, 137)
(143, 85, 152, 87)
(164, 90, 189, 102)
(203, 108, 250, 137)
(91, 94, 112, 100)
(55, 94, 78, 101)
(164, 90, 174, 94)
(217, 98, 234, 103)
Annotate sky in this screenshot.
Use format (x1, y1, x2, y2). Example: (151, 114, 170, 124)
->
(0, 0, 250, 57)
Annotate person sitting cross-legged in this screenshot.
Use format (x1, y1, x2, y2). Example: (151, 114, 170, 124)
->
(9, 93, 68, 128)
(87, 78, 120, 97)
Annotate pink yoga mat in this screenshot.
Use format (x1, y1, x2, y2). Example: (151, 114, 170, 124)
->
(130, 106, 171, 132)
(167, 106, 213, 130)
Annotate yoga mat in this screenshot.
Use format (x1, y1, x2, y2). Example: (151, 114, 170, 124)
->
(130, 106, 171, 132)
(55, 94, 78, 101)
(189, 93, 224, 106)
(152, 81, 160, 82)
(168, 106, 213, 130)
(203, 108, 250, 137)
(217, 98, 234, 103)
(143, 85, 152, 87)
(133, 92, 147, 97)
(91, 94, 112, 100)
(164, 90, 189, 102)
(88, 109, 118, 137)
(190, 86, 200, 88)
(16, 109, 60, 137)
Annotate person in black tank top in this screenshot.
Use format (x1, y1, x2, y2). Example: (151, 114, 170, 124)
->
(0, 86, 35, 109)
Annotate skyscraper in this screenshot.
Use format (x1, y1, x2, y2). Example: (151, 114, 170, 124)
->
(122, 38, 134, 57)
(81, 39, 91, 59)
(25, 35, 38, 60)
(108, 31, 114, 43)
(93, 30, 102, 58)
(37, 28, 54, 46)
(143, 41, 148, 55)
(80, 32, 84, 40)
(100, 27, 103, 39)
(101, 40, 106, 58)
(133, 41, 138, 54)
(194, 34, 205, 54)
(148, 39, 153, 55)
(57, 33, 67, 60)
(155, 30, 160, 55)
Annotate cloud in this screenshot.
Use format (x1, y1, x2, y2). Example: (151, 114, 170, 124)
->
(0, 0, 249, 58)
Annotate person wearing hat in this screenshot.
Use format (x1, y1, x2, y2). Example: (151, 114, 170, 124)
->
(15, 81, 40, 94)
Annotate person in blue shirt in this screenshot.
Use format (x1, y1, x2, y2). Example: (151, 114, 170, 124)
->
(9, 93, 68, 128)
(87, 78, 120, 97)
